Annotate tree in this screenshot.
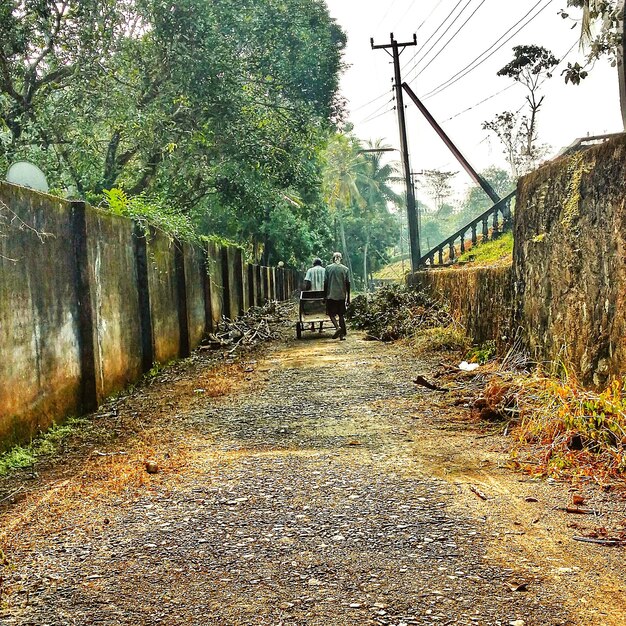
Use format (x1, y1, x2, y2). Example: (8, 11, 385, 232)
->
(560, 1, 622, 84)
(0, 0, 347, 267)
(354, 141, 401, 290)
(420, 170, 457, 214)
(456, 167, 514, 229)
(483, 45, 558, 177)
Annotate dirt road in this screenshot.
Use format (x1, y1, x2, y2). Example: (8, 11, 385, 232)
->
(1, 331, 625, 625)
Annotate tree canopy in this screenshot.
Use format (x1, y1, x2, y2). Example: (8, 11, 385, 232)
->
(0, 0, 349, 266)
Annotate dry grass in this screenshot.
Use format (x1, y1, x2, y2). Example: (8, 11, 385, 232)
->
(0, 361, 250, 553)
(477, 370, 626, 481)
(407, 325, 470, 355)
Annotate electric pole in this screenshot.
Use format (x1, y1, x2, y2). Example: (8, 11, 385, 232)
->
(371, 33, 421, 272)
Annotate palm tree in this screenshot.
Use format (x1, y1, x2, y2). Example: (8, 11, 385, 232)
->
(357, 140, 402, 291)
(321, 133, 366, 275)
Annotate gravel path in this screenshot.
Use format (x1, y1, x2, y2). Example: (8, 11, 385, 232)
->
(0, 331, 618, 625)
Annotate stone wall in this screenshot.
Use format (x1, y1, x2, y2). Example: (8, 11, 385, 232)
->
(409, 134, 626, 387)
(514, 135, 626, 386)
(0, 182, 296, 449)
(409, 264, 513, 347)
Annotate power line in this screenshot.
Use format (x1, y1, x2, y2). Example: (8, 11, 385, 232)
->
(400, 0, 449, 72)
(375, 0, 401, 31)
(437, 38, 576, 128)
(442, 83, 518, 122)
(406, 0, 479, 81)
(413, 0, 490, 80)
(360, 106, 397, 125)
(422, 0, 554, 100)
(402, 0, 467, 76)
(351, 87, 393, 114)
(357, 96, 395, 124)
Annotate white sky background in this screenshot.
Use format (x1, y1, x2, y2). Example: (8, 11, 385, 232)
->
(324, 0, 623, 202)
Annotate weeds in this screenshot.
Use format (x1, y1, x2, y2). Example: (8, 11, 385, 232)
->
(409, 325, 469, 355)
(0, 417, 88, 477)
(478, 368, 626, 479)
(457, 231, 513, 266)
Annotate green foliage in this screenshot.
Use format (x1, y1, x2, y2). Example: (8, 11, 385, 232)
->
(0, 0, 346, 267)
(322, 135, 400, 285)
(466, 340, 497, 365)
(457, 232, 514, 264)
(102, 188, 198, 243)
(560, 1, 621, 83)
(0, 417, 88, 477)
(410, 326, 470, 355)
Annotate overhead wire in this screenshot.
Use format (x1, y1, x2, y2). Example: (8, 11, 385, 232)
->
(357, 95, 395, 124)
(400, 0, 449, 72)
(360, 106, 397, 125)
(401, 0, 467, 75)
(412, 0, 490, 80)
(351, 88, 393, 114)
(375, 0, 401, 31)
(421, 0, 554, 100)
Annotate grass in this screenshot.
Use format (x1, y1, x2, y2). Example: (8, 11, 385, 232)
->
(0, 417, 89, 477)
(408, 325, 470, 355)
(372, 259, 410, 282)
(457, 231, 513, 266)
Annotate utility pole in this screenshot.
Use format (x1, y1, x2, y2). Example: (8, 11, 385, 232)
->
(371, 33, 420, 272)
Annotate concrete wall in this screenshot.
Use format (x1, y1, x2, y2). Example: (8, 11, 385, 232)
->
(514, 135, 626, 386)
(0, 183, 293, 449)
(0, 184, 83, 446)
(206, 240, 224, 330)
(409, 264, 513, 348)
(184, 242, 209, 350)
(146, 230, 181, 364)
(409, 134, 626, 387)
(85, 207, 143, 402)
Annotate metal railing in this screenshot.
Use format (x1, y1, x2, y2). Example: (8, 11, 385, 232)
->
(419, 190, 517, 267)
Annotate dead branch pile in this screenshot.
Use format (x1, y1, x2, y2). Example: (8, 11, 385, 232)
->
(202, 300, 294, 354)
(348, 285, 454, 341)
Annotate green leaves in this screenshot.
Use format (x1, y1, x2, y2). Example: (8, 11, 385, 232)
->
(0, 0, 346, 267)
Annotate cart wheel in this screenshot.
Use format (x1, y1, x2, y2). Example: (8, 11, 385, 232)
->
(296, 322, 302, 339)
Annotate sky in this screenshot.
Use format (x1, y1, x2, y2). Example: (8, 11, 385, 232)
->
(324, 0, 623, 200)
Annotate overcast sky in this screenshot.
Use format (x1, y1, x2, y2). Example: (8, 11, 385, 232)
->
(325, 0, 623, 198)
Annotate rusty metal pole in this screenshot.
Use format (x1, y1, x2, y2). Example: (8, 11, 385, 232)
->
(402, 82, 501, 204)
(372, 33, 420, 271)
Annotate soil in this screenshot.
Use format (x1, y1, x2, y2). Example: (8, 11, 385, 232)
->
(1, 327, 625, 626)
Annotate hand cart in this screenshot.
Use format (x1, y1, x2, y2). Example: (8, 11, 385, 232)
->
(296, 290, 328, 339)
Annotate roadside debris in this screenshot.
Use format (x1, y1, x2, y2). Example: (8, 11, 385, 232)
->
(413, 375, 449, 392)
(469, 485, 489, 501)
(202, 301, 294, 355)
(572, 536, 625, 547)
(459, 361, 480, 372)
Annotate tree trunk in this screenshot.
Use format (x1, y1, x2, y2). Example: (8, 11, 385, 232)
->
(363, 238, 369, 294)
(338, 214, 352, 276)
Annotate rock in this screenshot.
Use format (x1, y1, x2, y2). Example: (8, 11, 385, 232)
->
(145, 460, 159, 474)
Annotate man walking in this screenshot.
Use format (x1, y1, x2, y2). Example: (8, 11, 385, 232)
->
(325, 252, 350, 340)
(304, 257, 325, 292)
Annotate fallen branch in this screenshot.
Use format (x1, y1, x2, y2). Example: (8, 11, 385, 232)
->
(413, 375, 449, 392)
(469, 485, 488, 501)
(573, 536, 624, 546)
